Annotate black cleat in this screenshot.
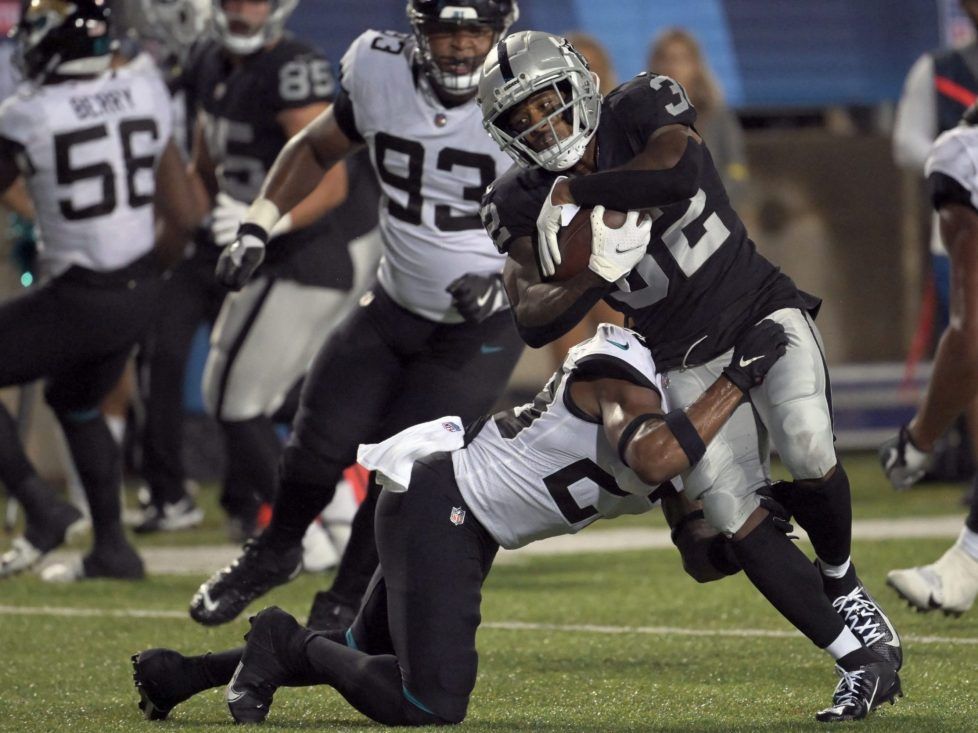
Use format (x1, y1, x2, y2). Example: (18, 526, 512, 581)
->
(226, 606, 301, 724)
(189, 536, 302, 626)
(829, 580, 903, 672)
(815, 661, 902, 722)
(306, 590, 358, 632)
(132, 649, 197, 721)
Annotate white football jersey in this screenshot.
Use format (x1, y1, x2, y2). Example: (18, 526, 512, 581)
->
(340, 30, 511, 322)
(926, 125, 978, 207)
(0, 65, 173, 276)
(453, 325, 678, 550)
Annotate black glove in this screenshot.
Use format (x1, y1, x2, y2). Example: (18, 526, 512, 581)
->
(215, 222, 267, 291)
(446, 272, 507, 323)
(722, 319, 788, 393)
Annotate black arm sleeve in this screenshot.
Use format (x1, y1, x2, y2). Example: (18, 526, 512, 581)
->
(567, 139, 703, 211)
(332, 87, 364, 144)
(929, 171, 977, 213)
(515, 285, 609, 348)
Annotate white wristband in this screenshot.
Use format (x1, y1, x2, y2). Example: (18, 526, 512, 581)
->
(270, 212, 293, 238)
(244, 198, 282, 234)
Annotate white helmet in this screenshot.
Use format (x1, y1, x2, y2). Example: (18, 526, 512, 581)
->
(136, 0, 211, 62)
(479, 31, 601, 171)
(211, 0, 298, 55)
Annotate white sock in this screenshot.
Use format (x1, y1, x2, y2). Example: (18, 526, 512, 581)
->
(818, 557, 852, 579)
(105, 415, 126, 446)
(824, 626, 862, 661)
(957, 527, 978, 562)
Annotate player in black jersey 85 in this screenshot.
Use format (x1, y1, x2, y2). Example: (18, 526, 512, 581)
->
(478, 31, 902, 722)
(133, 319, 787, 726)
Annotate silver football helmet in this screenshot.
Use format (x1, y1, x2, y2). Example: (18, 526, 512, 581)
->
(136, 0, 210, 62)
(211, 0, 298, 56)
(479, 31, 601, 171)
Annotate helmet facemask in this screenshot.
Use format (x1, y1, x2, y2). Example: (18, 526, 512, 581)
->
(407, 1, 518, 101)
(481, 35, 600, 171)
(138, 0, 211, 64)
(211, 0, 297, 56)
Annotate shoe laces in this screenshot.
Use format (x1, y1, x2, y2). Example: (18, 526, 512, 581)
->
(832, 587, 885, 647)
(832, 667, 870, 709)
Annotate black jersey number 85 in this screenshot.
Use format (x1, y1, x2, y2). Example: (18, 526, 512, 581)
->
(374, 132, 496, 231)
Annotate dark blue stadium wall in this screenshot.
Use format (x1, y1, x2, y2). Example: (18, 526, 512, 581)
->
(289, 0, 940, 108)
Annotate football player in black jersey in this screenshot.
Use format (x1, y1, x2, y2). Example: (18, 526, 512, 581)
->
(173, 0, 383, 539)
(478, 32, 902, 722)
(187, 0, 524, 631)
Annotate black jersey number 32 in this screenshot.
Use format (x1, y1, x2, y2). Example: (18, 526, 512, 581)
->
(374, 132, 496, 231)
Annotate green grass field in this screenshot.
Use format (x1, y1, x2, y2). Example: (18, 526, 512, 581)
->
(1, 453, 977, 732)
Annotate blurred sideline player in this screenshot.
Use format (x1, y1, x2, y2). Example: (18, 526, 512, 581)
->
(478, 32, 901, 722)
(174, 0, 384, 539)
(893, 0, 978, 481)
(882, 103, 978, 616)
(0, 0, 197, 580)
(121, 0, 221, 532)
(133, 319, 788, 726)
(188, 0, 525, 631)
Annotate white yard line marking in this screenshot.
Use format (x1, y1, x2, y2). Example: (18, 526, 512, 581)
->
(31, 514, 970, 575)
(1, 604, 975, 646)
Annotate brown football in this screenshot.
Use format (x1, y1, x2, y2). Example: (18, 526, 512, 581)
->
(551, 207, 629, 281)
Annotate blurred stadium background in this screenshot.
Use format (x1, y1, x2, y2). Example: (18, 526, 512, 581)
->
(0, 0, 966, 481)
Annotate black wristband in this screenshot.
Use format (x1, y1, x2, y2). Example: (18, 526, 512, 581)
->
(238, 221, 269, 245)
(669, 508, 705, 545)
(617, 412, 663, 466)
(662, 409, 707, 465)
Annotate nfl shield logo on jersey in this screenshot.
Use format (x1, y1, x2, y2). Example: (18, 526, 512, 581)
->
(442, 421, 461, 433)
(450, 506, 466, 526)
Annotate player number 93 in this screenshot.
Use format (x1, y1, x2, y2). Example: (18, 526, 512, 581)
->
(279, 59, 334, 102)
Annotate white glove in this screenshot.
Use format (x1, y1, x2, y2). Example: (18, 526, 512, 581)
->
(535, 176, 570, 278)
(879, 424, 932, 491)
(587, 206, 652, 283)
(211, 192, 249, 247)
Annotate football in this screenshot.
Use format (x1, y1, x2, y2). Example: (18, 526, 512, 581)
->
(552, 207, 630, 281)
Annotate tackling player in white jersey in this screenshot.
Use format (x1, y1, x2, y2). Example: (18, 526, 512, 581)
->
(188, 0, 525, 630)
(132, 318, 789, 726)
(0, 0, 196, 580)
(882, 103, 978, 616)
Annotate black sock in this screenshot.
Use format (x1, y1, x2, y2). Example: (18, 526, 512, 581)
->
(820, 561, 859, 598)
(265, 475, 341, 548)
(837, 646, 884, 672)
(327, 476, 380, 603)
(732, 514, 846, 649)
(192, 648, 244, 690)
(779, 464, 853, 566)
(967, 474, 978, 534)
(58, 413, 126, 552)
(0, 403, 41, 504)
(220, 416, 281, 509)
(303, 635, 446, 726)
